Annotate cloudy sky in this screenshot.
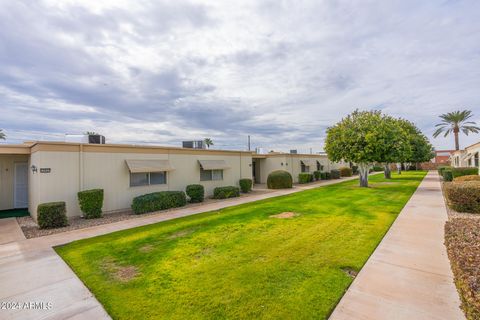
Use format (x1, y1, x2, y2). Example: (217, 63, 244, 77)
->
(1, 0, 479, 152)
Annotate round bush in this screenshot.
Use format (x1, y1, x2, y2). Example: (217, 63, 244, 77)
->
(443, 169, 453, 181)
(453, 175, 480, 182)
(37, 202, 68, 229)
(186, 184, 204, 203)
(267, 170, 293, 189)
(239, 179, 253, 193)
(339, 167, 353, 177)
(313, 171, 321, 181)
(444, 181, 480, 213)
(330, 169, 341, 179)
(77, 189, 103, 219)
(213, 186, 240, 199)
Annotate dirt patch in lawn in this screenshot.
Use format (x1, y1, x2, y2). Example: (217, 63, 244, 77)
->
(270, 212, 299, 219)
(101, 258, 139, 282)
(139, 244, 154, 253)
(168, 228, 196, 239)
(341, 267, 358, 278)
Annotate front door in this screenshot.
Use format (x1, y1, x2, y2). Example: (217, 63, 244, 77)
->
(14, 162, 28, 208)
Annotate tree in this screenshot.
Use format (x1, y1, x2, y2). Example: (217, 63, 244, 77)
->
(397, 119, 434, 171)
(325, 110, 399, 187)
(433, 110, 480, 150)
(0, 129, 5, 140)
(204, 138, 214, 149)
(375, 116, 412, 179)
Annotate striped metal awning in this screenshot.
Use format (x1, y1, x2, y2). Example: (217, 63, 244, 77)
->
(198, 160, 230, 170)
(126, 160, 175, 173)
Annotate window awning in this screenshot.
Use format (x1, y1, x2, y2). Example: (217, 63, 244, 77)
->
(198, 160, 230, 170)
(301, 159, 315, 167)
(463, 153, 473, 161)
(126, 160, 174, 173)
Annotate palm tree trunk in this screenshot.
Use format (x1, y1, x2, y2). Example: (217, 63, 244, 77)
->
(454, 128, 459, 150)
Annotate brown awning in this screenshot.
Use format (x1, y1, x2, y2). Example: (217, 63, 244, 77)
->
(126, 160, 174, 173)
(301, 159, 315, 167)
(198, 160, 230, 170)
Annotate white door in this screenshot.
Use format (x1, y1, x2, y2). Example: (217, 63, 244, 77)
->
(14, 162, 28, 208)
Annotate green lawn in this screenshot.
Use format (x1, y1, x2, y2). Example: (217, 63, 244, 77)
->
(56, 171, 426, 320)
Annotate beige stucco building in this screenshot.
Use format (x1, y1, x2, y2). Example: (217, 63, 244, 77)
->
(0, 141, 345, 220)
(450, 141, 480, 172)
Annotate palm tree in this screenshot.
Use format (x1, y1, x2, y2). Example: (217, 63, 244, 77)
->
(0, 129, 5, 140)
(433, 110, 480, 150)
(204, 138, 214, 149)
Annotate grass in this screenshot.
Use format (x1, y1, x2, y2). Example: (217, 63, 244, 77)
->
(56, 171, 426, 320)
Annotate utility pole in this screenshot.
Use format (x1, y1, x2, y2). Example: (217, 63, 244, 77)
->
(248, 135, 251, 151)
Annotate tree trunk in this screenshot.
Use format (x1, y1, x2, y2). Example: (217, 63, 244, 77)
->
(396, 163, 402, 174)
(454, 128, 459, 150)
(384, 163, 391, 179)
(358, 163, 369, 187)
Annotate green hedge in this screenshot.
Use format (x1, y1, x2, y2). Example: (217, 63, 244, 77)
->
(438, 166, 451, 177)
(352, 165, 358, 175)
(452, 167, 479, 178)
(267, 170, 293, 189)
(239, 179, 253, 193)
(132, 191, 187, 214)
(186, 184, 204, 203)
(339, 167, 353, 177)
(213, 186, 240, 199)
(330, 169, 341, 179)
(445, 181, 480, 213)
(372, 166, 383, 172)
(443, 169, 453, 181)
(37, 202, 68, 229)
(320, 172, 331, 180)
(313, 171, 321, 181)
(298, 173, 313, 184)
(77, 189, 103, 219)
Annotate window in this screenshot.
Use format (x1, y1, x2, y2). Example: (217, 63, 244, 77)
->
(316, 161, 323, 171)
(130, 172, 166, 187)
(200, 168, 223, 181)
(475, 152, 479, 167)
(301, 163, 310, 173)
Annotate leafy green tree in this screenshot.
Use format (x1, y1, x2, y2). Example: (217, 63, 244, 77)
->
(204, 138, 214, 149)
(0, 129, 5, 140)
(326, 110, 399, 187)
(397, 119, 434, 171)
(433, 110, 480, 150)
(375, 116, 412, 179)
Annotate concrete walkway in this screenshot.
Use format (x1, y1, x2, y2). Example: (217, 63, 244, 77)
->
(330, 171, 464, 320)
(0, 175, 363, 320)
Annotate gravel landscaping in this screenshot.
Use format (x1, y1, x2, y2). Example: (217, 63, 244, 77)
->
(18, 189, 271, 239)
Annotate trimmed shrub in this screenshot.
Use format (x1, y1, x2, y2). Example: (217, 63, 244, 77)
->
(37, 202, 68, 229)
(186, 184, 204, 203)
(454, 175, 480, 182)
(445, 218, 480, 319)
(313, 171, 321, 181)
(352, 165, 359, 175)
(239, 179, 253, 193)
(444, 181, 480, 213)
(372, 166, 383, 172)
(320, 172, 331, 180)
(339, 167, 353, 177)
(77, 189, 103, 219)
(298, 173, 313, 184)
(438, 166, 452, 177)
(132, 191, 187, 214)
(267, 170, 293, 189)
(213, 186, 240, 199)
(443, 169, 453, 182)
(330, 169, 341, 179)
(452, 167, 479, 178)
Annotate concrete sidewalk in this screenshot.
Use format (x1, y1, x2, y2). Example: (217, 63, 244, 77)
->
(0, 174, 363, 320)
(329, 171, 464, 320)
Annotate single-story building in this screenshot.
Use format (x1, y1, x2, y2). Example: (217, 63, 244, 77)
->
(450, 141, 480, 173)
(0, 141, 346, 220)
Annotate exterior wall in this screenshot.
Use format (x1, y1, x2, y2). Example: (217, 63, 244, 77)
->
(0, 154, 30, 210)
(465, 144, 480, 173)
(255, 154, 341, 184)
(28, 145, 253, 219)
